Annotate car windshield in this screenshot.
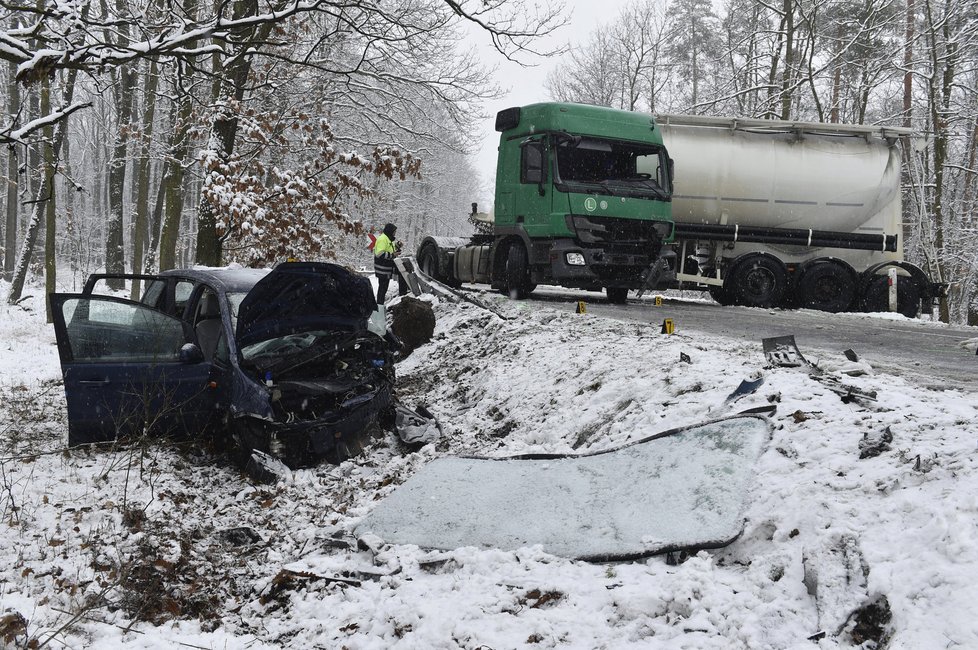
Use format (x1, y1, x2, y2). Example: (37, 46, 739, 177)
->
(239, 329, 362, 368)
(554, 135, 670, 200)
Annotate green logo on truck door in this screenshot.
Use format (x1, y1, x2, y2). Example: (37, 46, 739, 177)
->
(584, 197, 597, 212)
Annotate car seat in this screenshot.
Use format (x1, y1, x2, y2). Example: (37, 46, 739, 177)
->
(195, 292, 223, 361)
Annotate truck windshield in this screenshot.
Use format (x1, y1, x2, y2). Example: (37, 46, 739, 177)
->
(553, 135, 671, 200)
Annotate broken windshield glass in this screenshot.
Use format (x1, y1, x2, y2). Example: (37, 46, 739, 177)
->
(554, 136, 671, 200)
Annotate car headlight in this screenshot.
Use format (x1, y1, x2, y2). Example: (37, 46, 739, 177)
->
(566, 252, 586, 266)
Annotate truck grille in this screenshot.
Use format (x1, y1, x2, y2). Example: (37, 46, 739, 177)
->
(568, 214, 666, 255)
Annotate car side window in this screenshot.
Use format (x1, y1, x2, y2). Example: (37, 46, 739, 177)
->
(61, 297, 186, 363)
(174, 281, 195, 317)
(140, 279, 167, 309)
(213, 331, 230, 365)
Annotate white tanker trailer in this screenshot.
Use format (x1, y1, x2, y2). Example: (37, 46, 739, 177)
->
(652, 114, 944, 317)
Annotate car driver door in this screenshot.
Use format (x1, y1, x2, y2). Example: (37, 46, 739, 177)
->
(49, 293, 218, 446)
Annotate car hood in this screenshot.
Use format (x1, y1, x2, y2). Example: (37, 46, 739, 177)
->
(236, 262, 377, 348)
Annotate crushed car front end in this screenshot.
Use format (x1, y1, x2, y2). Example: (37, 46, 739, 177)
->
(232, 330, 395, 467)
(228, 262, 397, 468)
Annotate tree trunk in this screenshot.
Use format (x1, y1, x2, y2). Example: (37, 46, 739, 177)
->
(923, 0, 954, 323)
(144, 160, 168, 273)
(130, 59, 160, 298)
(105, 0, 136, 288)
(6, 62, 79, 304)
(4, 57, 19, 281)
(41, 75, 56, 322)
(780, 0, 795, 120)
(903, 0, 914, 128)
(195, 0, 269, 266)
(105, 69, 135, 287)
(159, 68, 194, 271)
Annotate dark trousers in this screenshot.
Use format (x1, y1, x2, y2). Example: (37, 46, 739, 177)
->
(376, 268, 408, 304)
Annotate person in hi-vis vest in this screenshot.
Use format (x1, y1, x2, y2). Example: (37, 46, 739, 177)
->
(373, 223, 407, 304)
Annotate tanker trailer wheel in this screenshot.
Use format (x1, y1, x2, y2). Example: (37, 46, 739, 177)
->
(605, 287, 628, 304)
(727, 254, 788, 308)
(796, 260, 857, 312)
(504, 242, 533, 299)
(859, 271, 921, 318)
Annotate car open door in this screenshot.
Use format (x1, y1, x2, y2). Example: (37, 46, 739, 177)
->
(50, 293, 218, 446)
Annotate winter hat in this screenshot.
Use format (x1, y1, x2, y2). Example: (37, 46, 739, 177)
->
(383, 223, 397, 237)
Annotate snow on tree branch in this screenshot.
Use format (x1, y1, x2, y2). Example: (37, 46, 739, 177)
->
(0, 100, 90, 144)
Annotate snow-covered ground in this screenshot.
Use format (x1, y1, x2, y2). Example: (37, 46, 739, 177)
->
(1, 278, 977, 649)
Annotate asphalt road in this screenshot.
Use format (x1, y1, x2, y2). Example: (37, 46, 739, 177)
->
(515, 287, 978, 391)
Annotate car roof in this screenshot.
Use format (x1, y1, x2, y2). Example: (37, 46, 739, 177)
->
(159, 267, 270, 293)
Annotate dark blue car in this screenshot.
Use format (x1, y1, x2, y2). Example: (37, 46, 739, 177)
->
(49, 262, 396, 467)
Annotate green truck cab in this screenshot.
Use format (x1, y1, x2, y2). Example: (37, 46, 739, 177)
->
(416, 102, 675, 303)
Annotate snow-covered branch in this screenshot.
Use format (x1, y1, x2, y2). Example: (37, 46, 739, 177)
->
(0, 100, 90, 144)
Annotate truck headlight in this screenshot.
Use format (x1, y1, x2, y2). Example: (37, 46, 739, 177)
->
(566, 252, 586, 266)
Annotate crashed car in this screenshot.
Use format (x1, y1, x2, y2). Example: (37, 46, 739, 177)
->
(49, 262, 397, 467)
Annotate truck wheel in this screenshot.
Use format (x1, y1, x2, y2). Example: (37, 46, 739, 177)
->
(728, 254, 787, 308)
(796, 260, 856, 312)
(860, 273, 921, 318)
(504, 243, 532, 299)
(606, 287, 628, 304)
(418, 243, 442, 282)
(708, 281, 734, 306)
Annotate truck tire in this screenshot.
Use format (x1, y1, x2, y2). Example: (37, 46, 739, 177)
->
(504, 242, 532, 299)
(419, 241, 461, 288)
(727, 254, 787, 308)
(606, 287, 628, 304)
(795, 260, 856, 312)
(707, 280, 734, 306)
(860, 273, 921, 318)
(418, 243, 440, 280)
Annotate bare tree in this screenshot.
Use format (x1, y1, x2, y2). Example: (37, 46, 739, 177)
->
(2, 0, 565, 300)
(546, 0, 669, 112)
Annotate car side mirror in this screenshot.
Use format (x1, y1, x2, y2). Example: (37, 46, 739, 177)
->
(180, 343, 204, 364)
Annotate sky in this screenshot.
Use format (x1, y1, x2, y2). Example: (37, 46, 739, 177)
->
(3, 276, 978, 648)
(469, 0, 634, 207)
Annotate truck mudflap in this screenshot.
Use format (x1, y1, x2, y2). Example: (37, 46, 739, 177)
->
(858, 261, 946, 309)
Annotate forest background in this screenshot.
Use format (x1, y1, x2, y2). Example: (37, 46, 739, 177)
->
(1, 0, 976, 324)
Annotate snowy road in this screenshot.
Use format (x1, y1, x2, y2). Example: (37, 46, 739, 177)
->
(518, 287, 978, 390)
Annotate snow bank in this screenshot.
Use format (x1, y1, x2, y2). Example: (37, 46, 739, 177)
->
(1, 281, 977, 649)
